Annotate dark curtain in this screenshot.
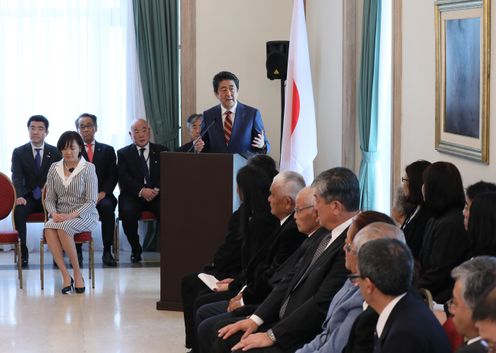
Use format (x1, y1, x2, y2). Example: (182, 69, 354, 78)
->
(133, 0, 179, 150)
(357, 0, 382, 210)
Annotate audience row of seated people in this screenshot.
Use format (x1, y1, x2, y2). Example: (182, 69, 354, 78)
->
(11, 114, 169, 293)
(182, 159, 496, 353)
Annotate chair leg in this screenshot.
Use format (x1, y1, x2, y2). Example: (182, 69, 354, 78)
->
(114, 217, 120, 262)
(40, 238, 44, 290)
(90, 239, 95, 289)
(16, 241, 23, 289)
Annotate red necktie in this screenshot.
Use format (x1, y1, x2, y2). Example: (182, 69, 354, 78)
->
(86, 143, 94, 162)
(224, 111, 232, 145)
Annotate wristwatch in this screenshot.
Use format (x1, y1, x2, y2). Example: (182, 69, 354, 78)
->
(266, 329, 277, 343)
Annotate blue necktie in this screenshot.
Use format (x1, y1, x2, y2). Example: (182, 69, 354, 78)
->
(33, 148, 42, 200)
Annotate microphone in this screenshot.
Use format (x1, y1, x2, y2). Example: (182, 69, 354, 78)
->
(187, 119, 216, 152)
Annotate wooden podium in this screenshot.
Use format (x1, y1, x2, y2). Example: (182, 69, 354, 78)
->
(156, 152, 246, 311)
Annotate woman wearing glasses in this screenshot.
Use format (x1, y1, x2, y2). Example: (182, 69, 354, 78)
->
(400, 160, 432, 260)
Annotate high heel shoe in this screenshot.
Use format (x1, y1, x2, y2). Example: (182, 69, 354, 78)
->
(75, 278, 85, 294)
(61, 277, 74, 294)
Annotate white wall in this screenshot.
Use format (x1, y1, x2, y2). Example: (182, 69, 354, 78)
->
(306, 0, 345, 174)
(196, 0, 292, 162)
(402, 0, 496, 186)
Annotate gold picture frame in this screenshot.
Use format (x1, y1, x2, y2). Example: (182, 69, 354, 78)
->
(435, 0, 490, 163)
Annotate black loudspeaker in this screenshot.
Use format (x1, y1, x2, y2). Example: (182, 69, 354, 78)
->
(266, 41, 289, 80)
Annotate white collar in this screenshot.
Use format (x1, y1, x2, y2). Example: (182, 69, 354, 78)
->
(466, 336, 483, 345)
(280, 214, 291, 226)
(221, 102, 238, 116)
(135, 143, 150, 152)
(55, 158, 87, 187)
(331, 217, 354, 239)
(376, 292, 407, 338)
(31, 142, 45, 151)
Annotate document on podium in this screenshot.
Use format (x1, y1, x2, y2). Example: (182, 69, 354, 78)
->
(197, 273, 219, 291)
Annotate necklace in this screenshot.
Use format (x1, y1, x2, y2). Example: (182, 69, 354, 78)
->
(64, 161, 77, 173)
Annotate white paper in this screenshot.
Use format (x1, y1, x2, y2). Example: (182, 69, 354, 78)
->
(197, 273, 219, 291)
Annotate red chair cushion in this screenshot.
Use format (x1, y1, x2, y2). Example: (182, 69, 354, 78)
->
(443, 317, 464, 352)
(74, 232, 92, 242)
(0, 175, 15, 220)
(26, 212, 45, 222)
(0, 231, 19, 243)
(140, 211, 156, 221)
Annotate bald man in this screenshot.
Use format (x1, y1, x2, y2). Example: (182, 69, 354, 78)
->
(117, 119, 168, 263)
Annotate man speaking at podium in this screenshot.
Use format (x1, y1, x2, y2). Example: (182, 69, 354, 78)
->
(201, 71, 270, 155)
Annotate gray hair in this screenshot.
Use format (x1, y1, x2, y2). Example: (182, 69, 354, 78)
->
(358, 238, 413, 296)
(353, 222, 405, 252)
(273, 171, 305, 201)
(311, 167, 360, 211)
(451, 256, 496, 310)
(186, 114, 203, 130)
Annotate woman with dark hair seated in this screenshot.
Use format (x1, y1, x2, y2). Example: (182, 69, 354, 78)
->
(400, 160, 432, 259)
(463, 180, 496, 230)
(466, 191, 496, 258)
(182, 165, 279, 351)
(44, 131, 98, 294)
(417, 161, 469, 303)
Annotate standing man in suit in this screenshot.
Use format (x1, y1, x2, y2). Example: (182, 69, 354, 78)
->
(12, 115, 61, 267)
(212, 167, 359, 353)
(356, 238, 451, 353)
(450, 257, 496, 353)
(117, 119, 168, 263)
(202, 71, 269, 155)
(76, 113, 118, 267)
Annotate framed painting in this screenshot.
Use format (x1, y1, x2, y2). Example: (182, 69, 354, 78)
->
(435, 0, 490, 163)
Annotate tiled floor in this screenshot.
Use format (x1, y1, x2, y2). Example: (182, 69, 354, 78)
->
(0, 250, 186, 353)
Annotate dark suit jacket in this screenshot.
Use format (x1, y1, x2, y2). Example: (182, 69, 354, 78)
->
(401, 205, 433, 260)
(231, 215, 306, 305)
(376, 292, 451, 353)
(418, 208, 469, 303)
(176, 141, 194, 153)
(342, 306, 378, 353)
(202, 102, 270, 154)
(81, 141, 118, 203)
(203, 206, 244, 279)
(117, 142, 168, 199)
(11, 142, 61, 198)
(254, 226, 350, 350)
(454, 340, 488, 353)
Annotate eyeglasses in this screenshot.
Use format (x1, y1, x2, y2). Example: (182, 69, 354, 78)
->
(294, 205, 314, 214)
(446, 298, 457, 314)
(348, 273, 364, 284)
(401, 177, 409, 183)
(78, 124, 95, 130)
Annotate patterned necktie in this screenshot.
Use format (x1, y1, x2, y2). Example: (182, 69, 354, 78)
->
(279, 232, 333, 318)
(224, 111, 233, 145)
(33, 148, 42, 200)
(139, 148, 151, 186)
(86, 143, 94, 162)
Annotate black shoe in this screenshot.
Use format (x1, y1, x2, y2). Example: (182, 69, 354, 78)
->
(61, 277, 74, 294)
(130, 251, 142, 263)
(76, 245, 83, 268)
(75, 278, 85, 294)
(102, 252, 117, 267)
(21, 246, 29, 268)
